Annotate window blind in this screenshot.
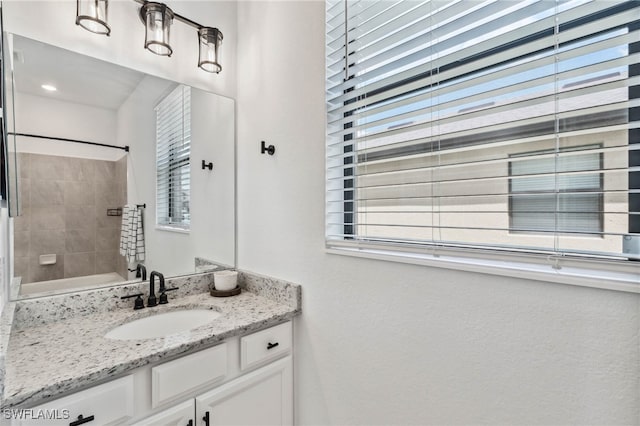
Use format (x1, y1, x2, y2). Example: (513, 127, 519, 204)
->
(326, 0, 640, 261)
(156, 85, 191, 229)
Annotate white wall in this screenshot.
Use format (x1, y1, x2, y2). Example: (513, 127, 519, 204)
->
(189, 89, 235, 268)
(3, 0, 237, 99)
(13, 92, 121, 160)
(236, 2, 640, 424)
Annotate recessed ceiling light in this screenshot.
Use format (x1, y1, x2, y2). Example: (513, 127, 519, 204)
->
(41, 84, 57, 92)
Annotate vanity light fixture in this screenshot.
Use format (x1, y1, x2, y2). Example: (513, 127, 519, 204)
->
(75, 0, 224, 73)
(75, 0, 111, 36)
(198, 27, 223, 74)
(139, 2, 174, 56)
(41, 84, 57, 92)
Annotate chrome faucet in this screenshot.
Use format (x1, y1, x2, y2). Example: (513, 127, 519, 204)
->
(136, 263, 147, 281)
(148, 271, 163, 307)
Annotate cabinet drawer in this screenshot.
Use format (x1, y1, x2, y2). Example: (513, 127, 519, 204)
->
(132, 399, 194, 426)
(240, 321, 292, 371)
(17, 375, 134, 426)
(152, 343, 227, 408)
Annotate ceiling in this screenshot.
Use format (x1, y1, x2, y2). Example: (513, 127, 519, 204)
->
(12, 35, 145, 111)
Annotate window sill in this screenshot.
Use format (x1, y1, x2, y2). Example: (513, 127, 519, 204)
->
(156, 225, 190, 234)
(326, 244, 640, 294)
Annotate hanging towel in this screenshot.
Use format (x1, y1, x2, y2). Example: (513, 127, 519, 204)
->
(120, 205, 146, 263)
(119, 205, 130, 257)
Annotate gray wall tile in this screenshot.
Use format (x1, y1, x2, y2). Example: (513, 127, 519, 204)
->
(31, 180, 64, 207)
(65, 229, 96, 253)
(18, 153, 31, 179)
(95, 251, 117, 274)
(95, 160, 116, 182)
(17, 177, 31, 209)
(64, 181, 95, 206)
(13, 231, 30, 258)
(16, 153, 127, 284)
(13, 211, 31, 233)
(14, 256, 29, 282)
(29, 255, 64, 283)
(96, 208, 123, 228)
(115, 156, 127, 183)
(30, 230, 66, 255)
(31, 154, 66, 180)
(31, 206, 65, 231)
(94, 181, 121, 208)
(96, 227, 120, 252)
(64, 252, 96, 278)
(64, 158, 95, 182)
(65, 205, 96, 230)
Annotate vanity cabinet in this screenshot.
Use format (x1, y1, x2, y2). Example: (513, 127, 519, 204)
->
(135, 321, 292, 426)
(12, 322, 293, 426)
(138, 356, 292, 426)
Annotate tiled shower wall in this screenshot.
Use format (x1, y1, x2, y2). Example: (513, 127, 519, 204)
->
(13, 153, 128, 283)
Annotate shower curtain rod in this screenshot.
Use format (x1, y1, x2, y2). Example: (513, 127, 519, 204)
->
(9, 132, 130, 152)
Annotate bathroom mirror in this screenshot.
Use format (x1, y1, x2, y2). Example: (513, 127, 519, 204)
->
(4, 34, 235, 300)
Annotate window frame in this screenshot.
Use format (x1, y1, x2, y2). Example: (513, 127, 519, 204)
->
(325, 1, 640, 292)
(155, 85, 191, 232)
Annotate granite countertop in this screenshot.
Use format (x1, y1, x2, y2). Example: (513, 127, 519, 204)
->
(1, 271, 301, 409)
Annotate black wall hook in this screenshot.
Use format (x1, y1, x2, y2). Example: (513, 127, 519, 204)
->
(261, 141, 275, 156)
(202, 160, 213, 170)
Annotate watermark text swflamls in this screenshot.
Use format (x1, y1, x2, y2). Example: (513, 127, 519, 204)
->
(2, 409, 70, 420)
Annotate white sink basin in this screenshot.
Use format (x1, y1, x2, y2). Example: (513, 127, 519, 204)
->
(105, 309, 221, 340)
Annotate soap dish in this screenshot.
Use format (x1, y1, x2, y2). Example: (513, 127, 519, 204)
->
(210, 286, 241, 297)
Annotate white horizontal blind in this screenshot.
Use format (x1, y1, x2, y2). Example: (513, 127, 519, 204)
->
(326, 0, 640, 261)
(156, 85, 191, 229)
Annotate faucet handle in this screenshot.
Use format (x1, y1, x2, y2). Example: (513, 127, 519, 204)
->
(121, 293, 145, 310)
(133, 296, 145, 310)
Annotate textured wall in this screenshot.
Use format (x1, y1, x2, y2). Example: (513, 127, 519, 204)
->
(14, 153, 127, 283)
(236, 1, 640, 424)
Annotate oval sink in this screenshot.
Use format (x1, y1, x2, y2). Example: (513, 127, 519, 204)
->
(105, 309, 221, 340)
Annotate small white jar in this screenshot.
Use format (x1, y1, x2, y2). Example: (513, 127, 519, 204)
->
(213, 270, 238, 291)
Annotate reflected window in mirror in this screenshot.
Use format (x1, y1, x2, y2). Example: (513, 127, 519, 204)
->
(156, 85, 191, 231)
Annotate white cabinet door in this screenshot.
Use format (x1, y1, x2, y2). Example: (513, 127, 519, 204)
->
(132, 399, 194, 426)
(195, 356, 292, 426)
(13, 376, 134, 426)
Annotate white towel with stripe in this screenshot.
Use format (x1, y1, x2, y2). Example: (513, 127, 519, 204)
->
(120, 205, 146, 264)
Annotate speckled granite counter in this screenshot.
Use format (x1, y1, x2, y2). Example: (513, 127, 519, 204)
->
(0, 270, 301, 409)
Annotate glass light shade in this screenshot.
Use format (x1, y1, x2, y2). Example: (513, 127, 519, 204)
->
(198, 27, 223, 73)
(139, 2, 174, 57)
(76, 0, 110, 36)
